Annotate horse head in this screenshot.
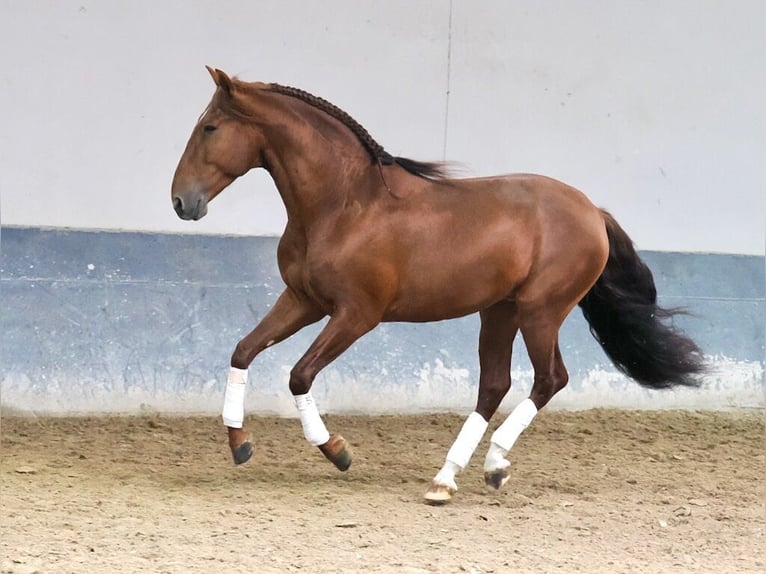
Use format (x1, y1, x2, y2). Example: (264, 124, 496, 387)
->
(171, 67, 266, 220)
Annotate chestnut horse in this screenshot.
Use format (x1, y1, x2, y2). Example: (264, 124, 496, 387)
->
(171, 67, 704, 504)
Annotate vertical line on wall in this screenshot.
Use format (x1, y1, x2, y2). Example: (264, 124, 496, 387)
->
(442, 0, 453, 161)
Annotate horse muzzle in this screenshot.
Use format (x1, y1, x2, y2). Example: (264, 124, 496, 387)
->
(172, 192, 209, 221)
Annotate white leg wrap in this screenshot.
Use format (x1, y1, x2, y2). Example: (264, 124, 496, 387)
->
(433, 412, 488, 489)
(294, 392, 330, 446)
(433, 461, 461, 491)
(446, 412, 489, 469)
(484, 398, 538, 471)
(222, 367, 248, 428)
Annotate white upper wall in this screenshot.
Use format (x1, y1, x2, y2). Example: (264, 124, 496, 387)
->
(1, 0, 763, 254)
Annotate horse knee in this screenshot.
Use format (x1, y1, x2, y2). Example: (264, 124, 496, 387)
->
(230, 341, 250, 370)
(289, 365, 314, 396)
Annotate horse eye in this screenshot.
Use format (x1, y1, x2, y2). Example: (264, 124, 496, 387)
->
(203, 124, 217, 133)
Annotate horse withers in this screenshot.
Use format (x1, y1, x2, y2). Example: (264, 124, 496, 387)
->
(171, 67, 704, 504)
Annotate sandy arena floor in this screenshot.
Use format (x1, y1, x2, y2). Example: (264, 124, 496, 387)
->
(1, 409, 764, 573)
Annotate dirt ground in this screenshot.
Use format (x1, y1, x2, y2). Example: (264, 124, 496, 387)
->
(1, 409, 763, 574)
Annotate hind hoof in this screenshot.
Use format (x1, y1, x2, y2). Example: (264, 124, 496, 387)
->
(231, 441, 253, 465)
(424, 482, 455, 505)
(319, 434, 352, 472)
(485, 468, 511, 490)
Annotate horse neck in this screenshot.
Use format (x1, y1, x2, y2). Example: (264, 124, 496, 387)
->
(252, 92, 375, 228)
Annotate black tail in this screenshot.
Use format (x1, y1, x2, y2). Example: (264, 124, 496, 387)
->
(578, 210, 706, 388)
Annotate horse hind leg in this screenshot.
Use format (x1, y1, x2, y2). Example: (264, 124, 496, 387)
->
(483, 318, 569, 490)
(424, 301, 518, 504)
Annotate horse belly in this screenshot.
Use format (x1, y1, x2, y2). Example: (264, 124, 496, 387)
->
(383, 249, 527, 323)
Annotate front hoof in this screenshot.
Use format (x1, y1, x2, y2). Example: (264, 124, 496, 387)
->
(318, 434, 352, 472)
(424, 482, 455, 505)
(484, 468, 510, 490)
(227, 427, 253, 466)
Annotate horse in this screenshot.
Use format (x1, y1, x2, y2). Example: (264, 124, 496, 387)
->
(171, 67, 705, 504)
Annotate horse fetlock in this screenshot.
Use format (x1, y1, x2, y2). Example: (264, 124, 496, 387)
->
(484, 443, 511, 490)
(484, 467, 511, 491)
(432, 464, 460, 492)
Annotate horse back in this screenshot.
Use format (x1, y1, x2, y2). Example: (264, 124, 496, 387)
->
(373, 173, 608, 321)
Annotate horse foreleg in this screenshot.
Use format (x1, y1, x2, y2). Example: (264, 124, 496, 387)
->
(425, 302, 518, 504)
(223, 289, 324, 465)
(289, 307, 379, 471)
(291, 392, 351, 471)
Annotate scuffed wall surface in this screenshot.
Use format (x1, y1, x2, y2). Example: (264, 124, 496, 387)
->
(2, 228, 762, 415)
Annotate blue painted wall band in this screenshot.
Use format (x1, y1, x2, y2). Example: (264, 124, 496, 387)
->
(1, 227, 763, 414)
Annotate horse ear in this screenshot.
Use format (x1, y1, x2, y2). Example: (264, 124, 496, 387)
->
(205, 65, 233, 95)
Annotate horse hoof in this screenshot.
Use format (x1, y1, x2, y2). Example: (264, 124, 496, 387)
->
(227, 427, 253, 466)
(423, 482, 455, 505)
(231, 441, 253, 465)
(319, 434, 352, 472)
(484, 468, 510, 490)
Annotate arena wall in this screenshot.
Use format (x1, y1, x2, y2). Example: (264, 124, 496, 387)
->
(1, 2, 763, 414)
(2, 228, 762, 415)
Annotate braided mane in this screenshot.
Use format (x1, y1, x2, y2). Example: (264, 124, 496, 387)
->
(269, 84, 395, 165)
(267, 83, 449, 181)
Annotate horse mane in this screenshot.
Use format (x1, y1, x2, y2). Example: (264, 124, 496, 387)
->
(267, 84, 450, 181)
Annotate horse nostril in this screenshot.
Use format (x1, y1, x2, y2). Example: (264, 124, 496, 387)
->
(173, 197, 183, 216)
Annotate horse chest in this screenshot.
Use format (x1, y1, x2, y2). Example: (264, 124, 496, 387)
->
(277, 239, 338, 311)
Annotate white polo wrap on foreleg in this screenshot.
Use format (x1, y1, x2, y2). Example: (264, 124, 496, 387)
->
(294, 392, 330, 446)
(222, 367, 248, 428)
(484, 398, 538, 471)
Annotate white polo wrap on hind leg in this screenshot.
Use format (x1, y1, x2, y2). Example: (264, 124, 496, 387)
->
(484, 398, 538, 471)
(446, 412, 489, 469)
(433, 412, 488, 488)
(294, 392, 330, 446)
(222, 367, 248, 428)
